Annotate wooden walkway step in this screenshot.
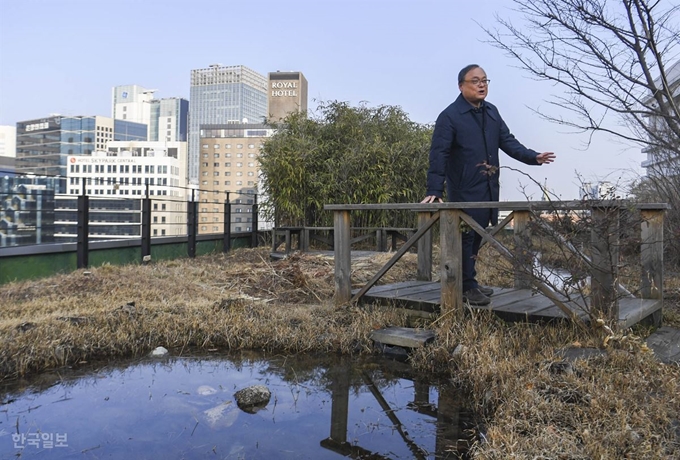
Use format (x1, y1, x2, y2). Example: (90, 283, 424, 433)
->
(355, 280, 662, 329)
(369, 326, 435, 349)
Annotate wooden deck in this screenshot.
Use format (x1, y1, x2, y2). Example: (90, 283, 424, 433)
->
(355, 280, 662, 329)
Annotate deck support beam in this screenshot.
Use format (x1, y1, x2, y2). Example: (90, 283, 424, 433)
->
(417, 212, 433, 281)
(440, 210, 463, 316)
(333, 211, 352, 305)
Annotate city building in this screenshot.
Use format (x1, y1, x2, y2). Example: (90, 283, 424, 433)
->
(641, 59, 680, 177)
(112, 85, 189, 143)
(149, 97, 189, 142)
(194, 70, 309, 234)
(267, 71, 308, 122)
(0, 125, 16, 176)
(198, 124, 273, 234)
(112, 85, 157, 126)
(188, 65, 268, 183)
(57, 142, 188, 240)
(15, 116, 147, 192)
(0, 175, 58, 247)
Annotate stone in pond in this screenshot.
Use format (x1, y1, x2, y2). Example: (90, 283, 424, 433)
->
(234, 385, 271, 413)
(151, 346, 168, 356)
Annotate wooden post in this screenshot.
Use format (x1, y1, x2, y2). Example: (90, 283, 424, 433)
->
(334, 210, 352, 305)
(329, 362, 350, 443)
(590, 205, 619, 321)
(417, 212, 433, 281)
(640, 209, 664, 300)
(440, 209, 463, 315)
(513, 210, 532, 289)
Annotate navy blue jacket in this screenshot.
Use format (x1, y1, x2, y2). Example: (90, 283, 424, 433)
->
(426, 94, 540, 212)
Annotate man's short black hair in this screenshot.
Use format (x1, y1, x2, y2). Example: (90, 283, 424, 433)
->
(458, 64, 480, 84)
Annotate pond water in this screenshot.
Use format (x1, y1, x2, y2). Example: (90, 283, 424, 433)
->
(0, 351, 475, 459)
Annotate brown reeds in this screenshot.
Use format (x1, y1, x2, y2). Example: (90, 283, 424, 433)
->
(1, 246, 679, 458)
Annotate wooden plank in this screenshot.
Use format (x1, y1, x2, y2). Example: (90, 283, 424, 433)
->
(350, 213, 440, 303)
(459, 213, 589, 331)
(355, 280, 434, 295)
(618, 298, 662, 329)
(367, 281, 440, 296)
(370, 326, 436, 348)
(334, 210, 352, 305)
(440, 209, 463, 316)
(513, 210, 532, 289)
(590, 206, 619, 320)
(324, 201, 669, 212)
(645, 327, 680, 364)
(417, 212, 433, 281)
(640, 210, 664, 300)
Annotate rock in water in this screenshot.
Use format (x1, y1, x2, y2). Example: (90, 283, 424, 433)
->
(234, 385, 271, 413)
(197, 385, 217, 396)
(151, 346, 168, 356)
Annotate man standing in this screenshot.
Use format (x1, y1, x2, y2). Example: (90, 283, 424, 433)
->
(422, 64, 555, 306)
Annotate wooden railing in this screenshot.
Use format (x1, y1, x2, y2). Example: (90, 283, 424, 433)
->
(324, 200, 668, 326)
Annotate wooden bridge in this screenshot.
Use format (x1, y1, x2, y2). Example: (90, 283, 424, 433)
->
(323, 201, 668, 329)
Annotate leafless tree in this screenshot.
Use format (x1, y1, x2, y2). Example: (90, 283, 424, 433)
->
(482, 0, 680, 264)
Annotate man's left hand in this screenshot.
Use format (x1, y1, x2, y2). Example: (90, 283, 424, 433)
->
(536, 152, 556, 164)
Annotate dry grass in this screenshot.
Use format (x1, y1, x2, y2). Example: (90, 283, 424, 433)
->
(1, 246, 679, 458)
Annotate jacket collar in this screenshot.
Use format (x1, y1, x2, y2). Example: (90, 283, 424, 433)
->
(453, 93, 497, 120)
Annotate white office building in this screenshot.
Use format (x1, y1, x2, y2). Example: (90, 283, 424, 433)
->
(58, 142, 189, 240)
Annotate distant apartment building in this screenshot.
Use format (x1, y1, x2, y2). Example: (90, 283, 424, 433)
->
(0, 175, 58, 247)
(195, 70, 309, 234)
(641, 59, 680, 177)
(57, 143, 188, 240)
(150, 97, 189, 142)
(267, 71, 308, 122)
(15, 116, 147, 192)
(188, 65, 268, 184)
(198, 124, 273, 234)
(0, 125, 16, 175)
(112, 85, 188, 142)
(112, 85, 157, 126)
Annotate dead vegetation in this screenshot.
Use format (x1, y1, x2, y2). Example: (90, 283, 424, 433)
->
(1, 246, 679, 458)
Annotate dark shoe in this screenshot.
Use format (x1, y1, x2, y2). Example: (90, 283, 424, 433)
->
(479, 286, 494, 296)
(463, 288, 491, 306)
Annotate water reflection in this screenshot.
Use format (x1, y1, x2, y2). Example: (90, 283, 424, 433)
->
(0, 351, 474, 459)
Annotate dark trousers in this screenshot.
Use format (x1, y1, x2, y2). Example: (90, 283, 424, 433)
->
(461, 207, 493, 292)
(462, 228, 483, 292)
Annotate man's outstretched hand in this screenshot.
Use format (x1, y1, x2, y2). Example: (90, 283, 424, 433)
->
(421, 196, 443, 203)
(536, 152, 556, 164)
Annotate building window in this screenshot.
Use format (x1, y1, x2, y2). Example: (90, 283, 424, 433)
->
(202, 144, 209, 149)
(214, 162, 219, 167)
(214, 153, 220, 158)
(214, 144, 220, 149)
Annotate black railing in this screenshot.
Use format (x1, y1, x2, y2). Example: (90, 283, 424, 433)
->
(0, 173, 266, 267)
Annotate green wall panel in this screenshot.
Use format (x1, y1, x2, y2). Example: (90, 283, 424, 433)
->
(0, 236, 254, 285)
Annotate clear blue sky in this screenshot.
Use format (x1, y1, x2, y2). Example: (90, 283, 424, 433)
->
(0, 0, 647, 200)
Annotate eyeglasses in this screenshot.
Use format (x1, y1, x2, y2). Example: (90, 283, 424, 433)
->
(464, 79, 491, 86)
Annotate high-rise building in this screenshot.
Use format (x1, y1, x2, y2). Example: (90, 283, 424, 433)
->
(197, 124, 273, 234)
(0, 175, 58, 247)
(0, 125, 16, 176)
(188, 65, 268, 184)
(112, 85, 189, 143)
(641, 59, 680, 177)
(112, 85, 157, 126)
(267, 71, 308, 122)
(57, 143, 188, 240)
(150, 98, 189, 143)
(16, 116, 146, 192)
